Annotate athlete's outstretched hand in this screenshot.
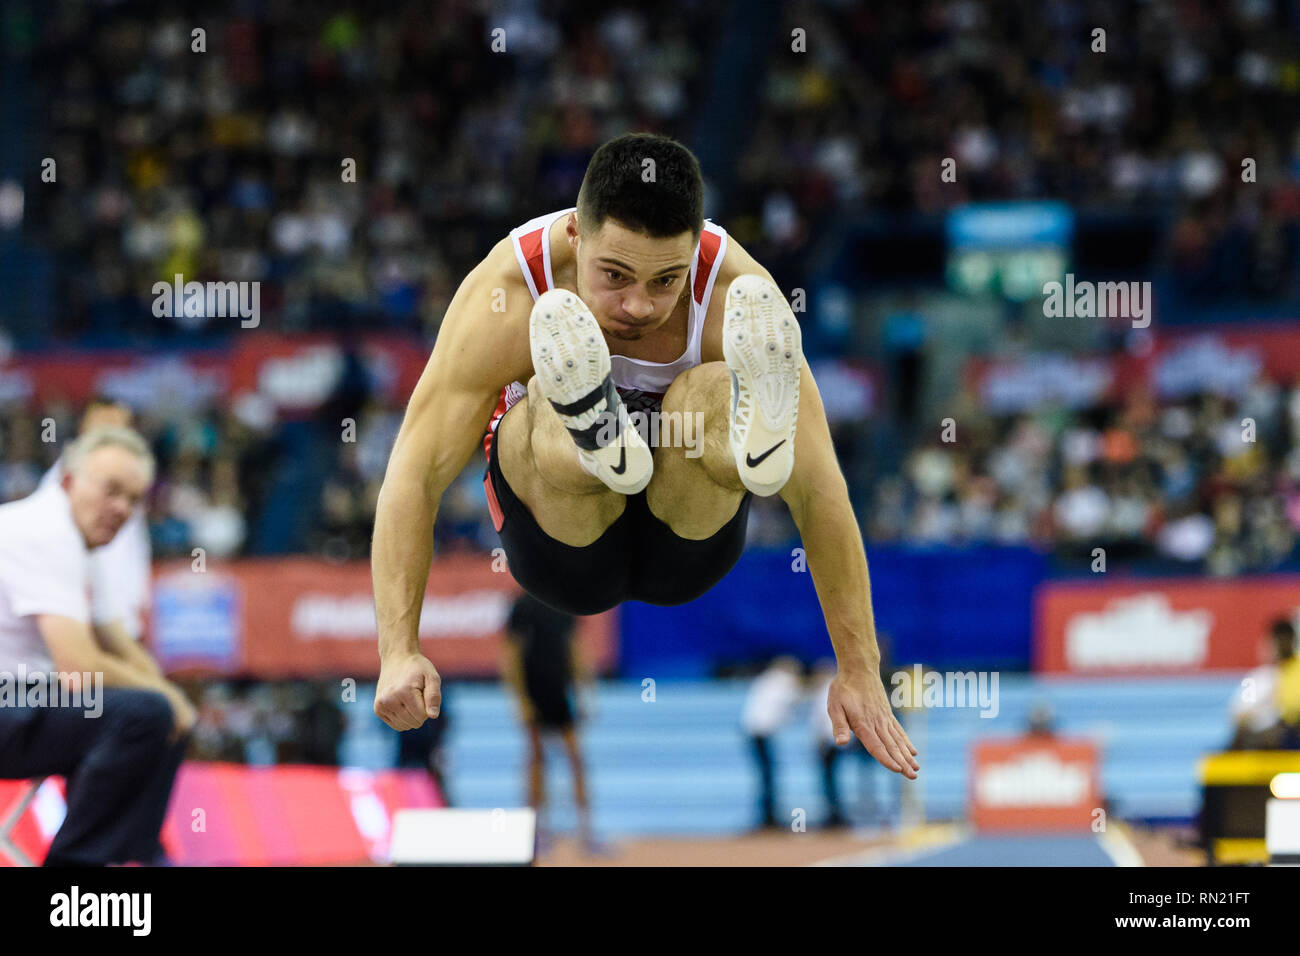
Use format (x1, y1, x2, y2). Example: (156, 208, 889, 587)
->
(375, 652, 442, 731)
(828, 667, 919, 779)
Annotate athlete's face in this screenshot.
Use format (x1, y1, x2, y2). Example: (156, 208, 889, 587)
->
(569, 215, 696, 341)
(63, 446, 149, 548)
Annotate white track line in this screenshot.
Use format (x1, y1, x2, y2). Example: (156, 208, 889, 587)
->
(1098, 823, 1145, 867)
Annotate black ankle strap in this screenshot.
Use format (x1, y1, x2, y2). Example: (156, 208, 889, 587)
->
(549, 373, 617, 417)
(549, 375, 621, 451)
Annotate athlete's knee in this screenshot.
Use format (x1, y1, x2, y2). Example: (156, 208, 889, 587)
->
(663, 361, 728, 413)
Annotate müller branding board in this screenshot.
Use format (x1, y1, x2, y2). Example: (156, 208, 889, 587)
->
(1036, 576, 1300, 675)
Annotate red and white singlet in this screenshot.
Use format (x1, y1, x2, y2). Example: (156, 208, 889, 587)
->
(481, 206, 728, 460)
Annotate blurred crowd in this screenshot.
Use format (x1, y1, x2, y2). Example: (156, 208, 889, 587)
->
(748, 0, 1300, 301)
(10, 0, 1300, 567)
(28, 1, 723, 341)
(0, 396, 276, 559)
(30, 1, 1300, 342)
(187, 680, 346, 765)
(870, 370, 1300, 573)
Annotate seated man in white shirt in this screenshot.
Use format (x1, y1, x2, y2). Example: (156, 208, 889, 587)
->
(38, 398, 152, 646)
(0, 426, 195, 866)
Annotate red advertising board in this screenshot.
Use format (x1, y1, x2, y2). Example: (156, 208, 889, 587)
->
(0, 351, 230, 408)
(1036, 576, 1300, 675)
(0, 766, 441, 866)
(227, 333, 428, 413)
(0, 333, 429, 414)
(965, 323, 1300, 414)
(148, 556, 618, 679)
(969, 737, 1101, 831)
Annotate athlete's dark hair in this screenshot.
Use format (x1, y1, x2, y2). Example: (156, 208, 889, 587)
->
(576, 133, 704, 241)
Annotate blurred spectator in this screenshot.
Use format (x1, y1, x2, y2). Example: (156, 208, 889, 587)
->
(397, 693, 453, 806)
(296, 681, 346, 765)
(1228, 618, 1300, 749)
(808, 659, 848, 828)
(811, 640, 899, 830)
(501, 591, 604, 856)
(1025, 703, 1058, 740)
(741, 655, 803, 831)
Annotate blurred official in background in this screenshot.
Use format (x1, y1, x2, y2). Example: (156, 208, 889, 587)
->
(741, 656, 802, 831)
(397, 694, 452, 805)
(39, 399, 152, 645)
(809, 659, 850, 828)
(810, 635, 898, 830)
(501, 591, 603, 855)
(0, 427, 193, 866)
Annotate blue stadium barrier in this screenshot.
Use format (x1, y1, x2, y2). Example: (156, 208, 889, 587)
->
(618, 545, 1049, 677)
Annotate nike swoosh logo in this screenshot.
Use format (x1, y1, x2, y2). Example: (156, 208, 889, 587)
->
(745, 440, 786, 468)
(609, 414, 628, 475)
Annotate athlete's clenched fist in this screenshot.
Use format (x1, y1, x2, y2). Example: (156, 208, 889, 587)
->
(374, 652, 442, 730)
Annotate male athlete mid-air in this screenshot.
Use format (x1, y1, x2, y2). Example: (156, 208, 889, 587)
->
(371, 133, 919, 779)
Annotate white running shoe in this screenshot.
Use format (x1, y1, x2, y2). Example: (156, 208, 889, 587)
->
(529, 289, 654, 495)
(723, 275, 802, 497)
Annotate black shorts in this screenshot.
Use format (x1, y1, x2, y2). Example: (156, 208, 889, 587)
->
(483, 421, 753, 616)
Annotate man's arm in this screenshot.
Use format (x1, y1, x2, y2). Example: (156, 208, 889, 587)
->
(778, 364, 879, 673)
(706, 237, 917, 777)
(39, 615, 195, 736)
(93, 619, 163, 680)
(778, 362, 919, 778)
(42, 615, 163, 688)
(372, 238, 532, 730)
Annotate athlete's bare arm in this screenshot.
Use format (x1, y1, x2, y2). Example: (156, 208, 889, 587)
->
(704, 239, 920, 778)
(372, 237, 533, 731)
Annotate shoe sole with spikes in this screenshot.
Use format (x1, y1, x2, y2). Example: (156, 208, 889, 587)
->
(530, 289, 653, 495)
(723, 275, 802, 497)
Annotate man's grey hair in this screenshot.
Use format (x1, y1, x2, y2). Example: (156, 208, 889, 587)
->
(64, 426, 156, 485)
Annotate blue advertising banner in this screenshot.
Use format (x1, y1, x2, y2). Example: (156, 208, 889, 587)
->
(151, 569, 242, 671)
(618, 546, 1047, 678)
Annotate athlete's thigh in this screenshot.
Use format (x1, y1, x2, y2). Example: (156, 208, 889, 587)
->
(488, 396, 633, 616)
(496, 394, 625, 547)
(639, 377, 743, 541)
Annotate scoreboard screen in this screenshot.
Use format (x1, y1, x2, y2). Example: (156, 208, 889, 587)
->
(946, 202, 1073, 301)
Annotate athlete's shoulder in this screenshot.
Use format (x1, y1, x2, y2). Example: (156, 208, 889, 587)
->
(711, 230, 774, 288)
(478, 206, 576, 296)
(477, 233, 533, 293)
(425, 233, 534, 393)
